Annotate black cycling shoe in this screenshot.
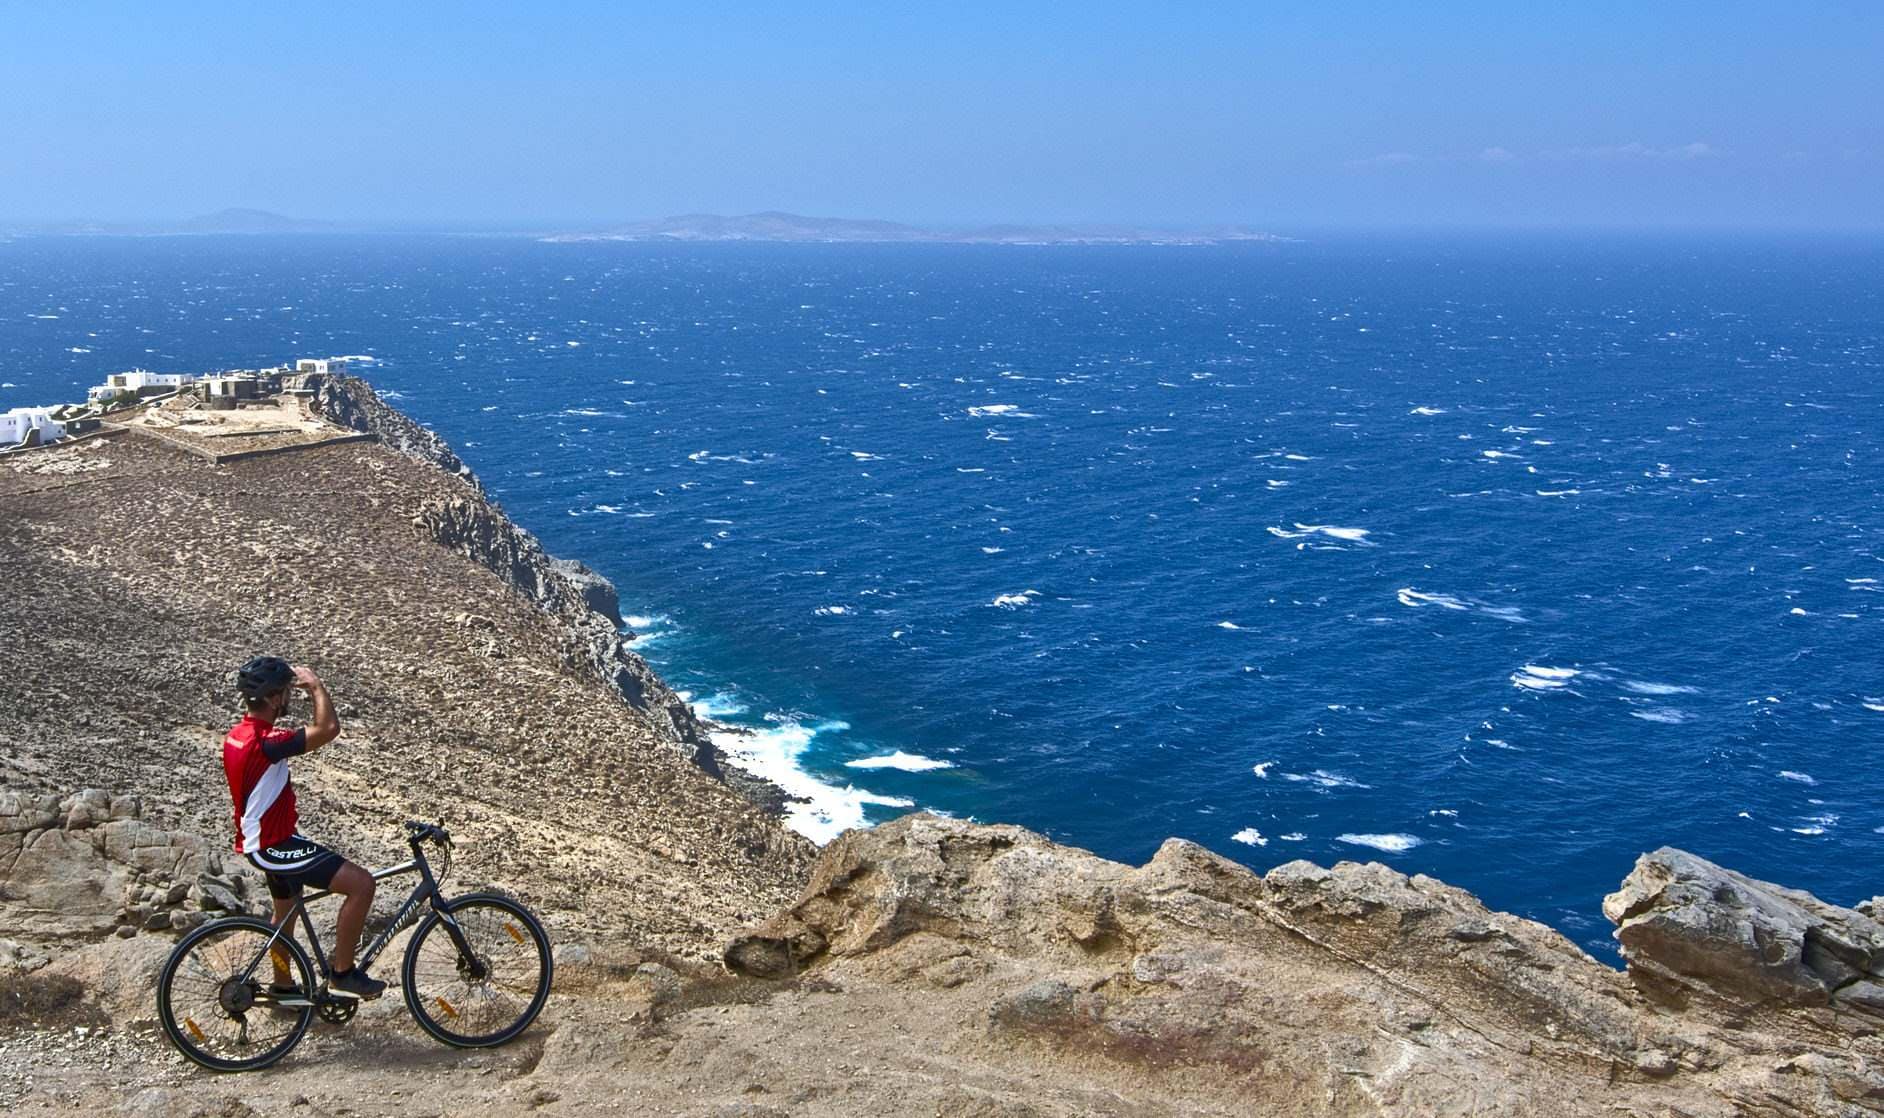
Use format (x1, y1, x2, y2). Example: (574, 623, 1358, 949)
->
(327, 968, 387, 1001)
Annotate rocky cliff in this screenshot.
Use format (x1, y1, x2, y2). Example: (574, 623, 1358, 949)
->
(4, 380, 1879, 1116)
(0, 411, 816, 959)
(310, 374, 784, 810)
(8, 801, 1884, 1115)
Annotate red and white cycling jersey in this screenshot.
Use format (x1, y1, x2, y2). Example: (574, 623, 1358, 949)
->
(222, 714, 308, 854)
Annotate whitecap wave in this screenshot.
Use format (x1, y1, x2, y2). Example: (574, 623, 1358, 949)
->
(1252, 761, 1275, 778)
(1409, 406, 1447, 416)
(989, 590, 1041, 609)
(1336, 833, 1422, 854)
(1512, 665, 1579, 691)
(1620, 680, 1699, 696)
(814, 605, 852, 616)
(1283, 770, 1370, 790)
(965, 404, 1036, 418)
(1397, 588, 1469, 611)
(1216, 620, 1245, 630)
(1231, 828, 1268, 847)
(845, 751, 956, 772)
(1777, 770, 1817, 785)
(1629, 708, 1691, 724)
(1268, 524, 1372, 545)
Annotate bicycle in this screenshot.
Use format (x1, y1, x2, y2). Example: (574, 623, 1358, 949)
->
(156, 820, 553, 1071)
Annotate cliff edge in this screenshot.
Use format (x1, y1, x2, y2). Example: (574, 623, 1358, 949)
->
(3, 377, 1878, 1116)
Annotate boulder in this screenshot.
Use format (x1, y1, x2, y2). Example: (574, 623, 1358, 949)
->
(1603, 847, 1884, 1009)
(60, 788, 111, 830)
(725, 814, 1667, 1084)
(1, 828, 131, 936)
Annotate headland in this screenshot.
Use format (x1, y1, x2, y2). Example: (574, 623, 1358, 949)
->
(2, 369, 1881, 1116)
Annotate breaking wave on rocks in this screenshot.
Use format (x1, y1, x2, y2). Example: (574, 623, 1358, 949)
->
(707, 718, 915, 844)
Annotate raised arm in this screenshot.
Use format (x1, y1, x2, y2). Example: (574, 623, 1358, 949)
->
(294, 665, 342, 752)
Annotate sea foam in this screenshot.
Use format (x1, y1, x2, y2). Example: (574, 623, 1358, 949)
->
(708, 718, 910, 844)
(1336, 833, 1423, 854)
(1268, 524, 1372, 545)
(845, 751, 957, 772)
(1512, 665, 1579, 691)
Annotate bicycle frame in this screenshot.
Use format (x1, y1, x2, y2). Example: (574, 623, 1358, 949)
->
(235, 836, 475, 990)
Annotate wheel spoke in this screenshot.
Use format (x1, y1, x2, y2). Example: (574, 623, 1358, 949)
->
(405, 899, 547, 1045)
(161, 922, 313, 1070)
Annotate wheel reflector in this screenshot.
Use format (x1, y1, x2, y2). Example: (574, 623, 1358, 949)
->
(505, 922, 525, 943)
(185, 1018, 206, 1043)
(437, 996, 459, 1018)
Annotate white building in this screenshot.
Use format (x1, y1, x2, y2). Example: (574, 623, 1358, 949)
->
(294, 358, 348, 378)
(87, 369, 196, 403)
(0, 406, 66, 447)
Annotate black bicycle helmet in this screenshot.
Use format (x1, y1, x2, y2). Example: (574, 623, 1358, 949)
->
(235, 656, 294, 699)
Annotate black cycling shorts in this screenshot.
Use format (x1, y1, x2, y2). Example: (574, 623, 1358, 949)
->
(246, 834, 344, 899)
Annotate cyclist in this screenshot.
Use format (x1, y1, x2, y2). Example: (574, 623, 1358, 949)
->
(224, 656, 385, 1000)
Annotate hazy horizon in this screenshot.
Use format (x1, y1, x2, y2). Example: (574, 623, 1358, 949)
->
(3, 4, 1880, 232)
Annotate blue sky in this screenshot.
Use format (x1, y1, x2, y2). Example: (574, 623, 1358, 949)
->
(1, 2, 1879, 229)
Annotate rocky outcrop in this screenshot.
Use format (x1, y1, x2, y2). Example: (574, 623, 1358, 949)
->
(726, 815, 1884, 1116)
(414, 495, 719, 767)
(310, 373, 479, 488)
(310, 374, 788, 812)
(1605, 847, 1884, 1016)
(0, 789, 262, 950)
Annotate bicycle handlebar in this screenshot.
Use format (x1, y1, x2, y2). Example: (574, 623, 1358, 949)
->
(403, 820, 451, 847)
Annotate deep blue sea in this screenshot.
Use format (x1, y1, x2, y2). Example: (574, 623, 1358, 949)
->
(3, 233, 1880, 957)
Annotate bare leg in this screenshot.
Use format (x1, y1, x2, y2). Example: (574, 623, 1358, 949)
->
(269, 894, 296, 985)
(328, 862, 376, 973)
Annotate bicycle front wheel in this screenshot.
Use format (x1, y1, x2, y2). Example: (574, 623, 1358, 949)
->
(401, 891, 552, 1047)
(157, 916, 315, 1071)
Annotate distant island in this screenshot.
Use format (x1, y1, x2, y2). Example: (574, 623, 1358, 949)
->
(1, 209, 1287, 244)
(545, 211, 1288, 246)
(1, 208, 339, 237)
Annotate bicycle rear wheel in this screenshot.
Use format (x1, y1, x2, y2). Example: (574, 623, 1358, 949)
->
(157, 917, 315, 1071)
(401, 891, 552, 1047)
